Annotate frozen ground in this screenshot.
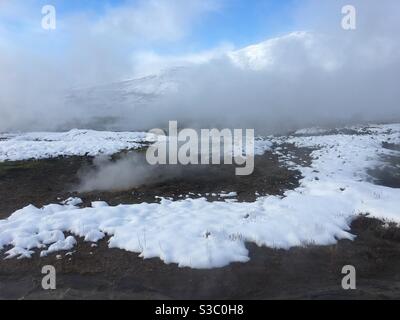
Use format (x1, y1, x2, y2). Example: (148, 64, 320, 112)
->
(0, 130, 153, 161)
(0, 124, 399, 269)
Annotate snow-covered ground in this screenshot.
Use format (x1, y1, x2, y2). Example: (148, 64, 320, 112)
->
(0, 129, 270, 162)
(0, 129, 154, 161)
(0, 124, 399, 269)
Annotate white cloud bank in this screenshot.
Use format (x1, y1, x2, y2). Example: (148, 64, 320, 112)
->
(0, 0, 399, 133)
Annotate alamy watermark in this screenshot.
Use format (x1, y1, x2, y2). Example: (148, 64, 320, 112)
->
(341, 5, 357, 30)
(41, 265, 56, 290)
(146, 121, 255, 176)
(41, 5, 56, 30)
(341, 265, 356, 290)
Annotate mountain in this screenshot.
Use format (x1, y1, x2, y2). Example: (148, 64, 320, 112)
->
(227, 31, 312, 70)
(64, 32, 323, 130)
(68, 32, 313, 105)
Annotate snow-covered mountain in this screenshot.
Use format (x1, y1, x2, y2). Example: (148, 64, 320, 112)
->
(67, 67, 183, 107)
(228, 31, 313, 70)
(68, 32, 315, 106)
(68, 31, 337, 106)
(63, 31, 345, 131)
(64, 67, 185, 130)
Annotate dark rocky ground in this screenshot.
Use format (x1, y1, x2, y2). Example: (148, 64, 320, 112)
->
(0, 146, 400, 300)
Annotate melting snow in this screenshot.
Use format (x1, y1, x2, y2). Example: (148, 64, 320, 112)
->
(0, 129, 154, 161)
(0, 124, 400, 268)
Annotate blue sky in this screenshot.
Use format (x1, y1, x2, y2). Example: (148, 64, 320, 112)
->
(50, 0, 298, 44)
(8, 0, 300, 52)
(188, 0, 299, 50)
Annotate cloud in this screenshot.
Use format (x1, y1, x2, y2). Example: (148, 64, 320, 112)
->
(131, 43, 234, 76)
(94, 0, 221, 44)
(0, 0, 222, 131)
(0, 0, 399, 133)
(121, 0, 400, 133)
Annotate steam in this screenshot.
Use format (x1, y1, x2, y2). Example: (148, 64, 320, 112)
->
(78, 153, 162, 192)
(78, 151, 232, 192)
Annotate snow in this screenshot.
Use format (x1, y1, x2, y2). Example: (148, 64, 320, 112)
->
(0, 129, 154, 161)
(254, 139, 273, 155)
(0, 128, 271, 163)
(40, 236, 77, 258)
(220, 192, 238, 198)
(294, 127, 330, 136)
(0, 124, 400, 269)
(62, 197, 83, 206)
(228, 32, 313, 71)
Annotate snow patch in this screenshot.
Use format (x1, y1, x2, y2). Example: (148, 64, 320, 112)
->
(0, 129, 154, 162)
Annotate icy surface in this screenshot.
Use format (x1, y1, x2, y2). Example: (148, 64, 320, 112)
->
(0, 129, 153, 161)
(1, 124, 400, 268)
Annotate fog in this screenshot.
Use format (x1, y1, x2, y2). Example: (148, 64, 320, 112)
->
(1, 0, 400, 134)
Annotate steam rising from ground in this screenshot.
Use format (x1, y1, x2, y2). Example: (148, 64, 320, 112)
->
(78, 151, 227, 192)
(78, 153, 164, 192)
(78, 137, 247, 192)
